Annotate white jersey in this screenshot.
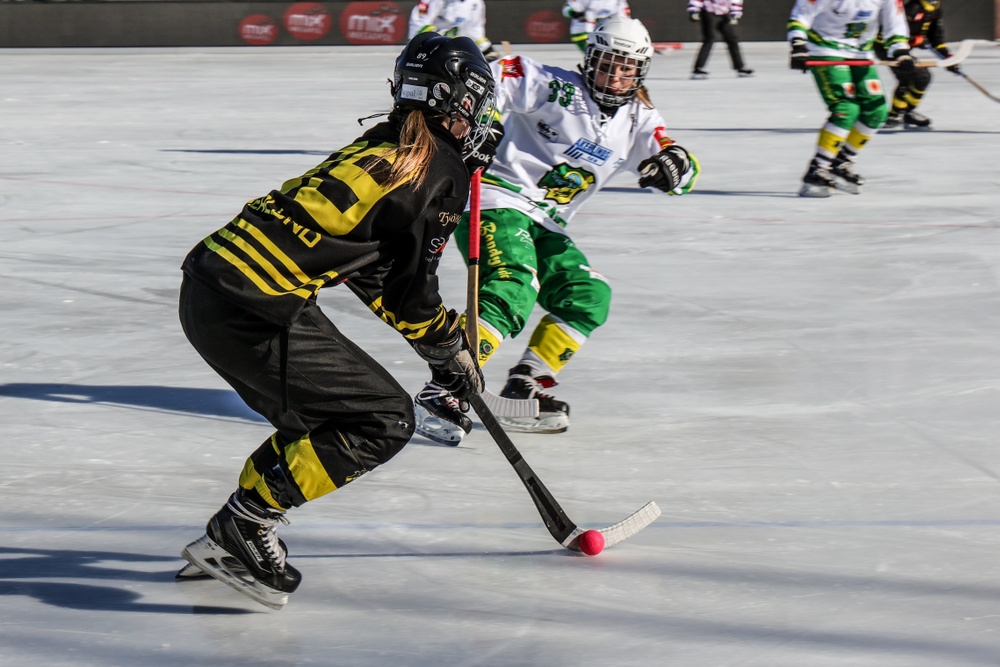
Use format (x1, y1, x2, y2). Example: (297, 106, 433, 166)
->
(408, 0, 489, 46)
(480, 54, 689, 235)
(788, 0, 910, 59)
(563, 0, 631, 36)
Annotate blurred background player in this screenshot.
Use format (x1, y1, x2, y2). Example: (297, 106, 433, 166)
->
(788, 0, 914, 197)
(414, 16, 700, 443)
(562, 0, 631, 53)
(877, 0, 962, 129)
(409, 0, 501, 62)
(687, 0, 753, 79)
(176, 34, 495, 608)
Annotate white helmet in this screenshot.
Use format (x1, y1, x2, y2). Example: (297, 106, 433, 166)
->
(583, 16, 653, 108)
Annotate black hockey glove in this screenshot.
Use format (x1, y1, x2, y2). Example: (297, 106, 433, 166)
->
(638, 145, 691, 193)
(688, 12, 700, 22)
(465, 118, 504, 174)
(412, 315, 484, 401)
(894, 49, 916, 75)
(946, 63, 962, 75)
(566, 8, 585, 19)
(790, 37, 809, 72)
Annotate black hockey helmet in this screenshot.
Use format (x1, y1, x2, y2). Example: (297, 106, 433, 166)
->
(391, 32, 497, 157)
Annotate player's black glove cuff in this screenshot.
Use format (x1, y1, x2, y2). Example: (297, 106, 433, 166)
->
(894, 49, 916, 75)
(566, 8, 585, 19)
(790, 37, 809, 72)
(638, 145, 691, 193)
(946, 63, 962, 74)
(465, 118, 504, 174)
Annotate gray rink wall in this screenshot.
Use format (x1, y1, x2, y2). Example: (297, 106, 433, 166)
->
(0, 0, 996, 48)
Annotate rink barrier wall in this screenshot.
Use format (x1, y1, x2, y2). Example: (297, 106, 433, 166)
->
(0, 0, 996, 48)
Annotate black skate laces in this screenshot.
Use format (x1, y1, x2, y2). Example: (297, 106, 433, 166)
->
(227, 495, 290, 568)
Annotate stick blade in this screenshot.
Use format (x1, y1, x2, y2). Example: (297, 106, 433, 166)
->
(481, 389, 539, 418)
(937, 39, 974, 68)
(563, 501, 661, 552)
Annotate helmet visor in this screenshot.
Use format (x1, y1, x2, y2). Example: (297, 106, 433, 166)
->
(586, 49, 649, 107)
(459, 88, 497, 158)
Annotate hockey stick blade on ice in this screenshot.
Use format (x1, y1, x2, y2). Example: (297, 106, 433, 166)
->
(465, 389, 660, 551)
(805, 38, 974, 69)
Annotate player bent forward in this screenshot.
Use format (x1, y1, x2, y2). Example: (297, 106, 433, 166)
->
(176, 34, 496, 609)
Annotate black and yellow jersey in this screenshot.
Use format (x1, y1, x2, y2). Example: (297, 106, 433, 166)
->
(875, 0, 949, 59)
(182, 118, 470, 347)
(904, 0, 948, 54)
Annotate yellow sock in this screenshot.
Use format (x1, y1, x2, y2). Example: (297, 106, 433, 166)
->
(526, 315, 586, 375)
(846, 122, 877, 154)
(817, 122, 850, 160)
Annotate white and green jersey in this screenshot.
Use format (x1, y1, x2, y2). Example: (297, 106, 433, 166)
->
(788, 0, 910, 59)
(480, 54, 695, 235)
(563, 0, 631, 35)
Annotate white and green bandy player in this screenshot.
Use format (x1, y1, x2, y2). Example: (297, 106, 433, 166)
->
(788, 0, 912, 197)
(414, 16, 700, 445)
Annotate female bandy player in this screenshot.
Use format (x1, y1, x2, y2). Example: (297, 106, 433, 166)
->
(414, 16, 700, 444)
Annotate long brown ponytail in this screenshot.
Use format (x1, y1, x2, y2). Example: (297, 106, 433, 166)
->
(382, 110, 439, 190)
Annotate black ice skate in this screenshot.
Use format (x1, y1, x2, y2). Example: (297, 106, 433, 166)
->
(903, 111, 932, 129)
(884, 112, 903, 128)
(737, 68, 754, 77)
(181, 490, 301, 609)
(691, 68, 708, 80)
(496, 364, 569, 434)
(830, 159, 865, 195)
(414, 381, 473, 445)
(799, 160, 836, 198)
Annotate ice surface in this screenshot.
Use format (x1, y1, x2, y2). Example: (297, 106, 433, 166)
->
(2, 41, 1000, 666)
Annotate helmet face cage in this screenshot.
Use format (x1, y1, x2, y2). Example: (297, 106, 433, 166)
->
(392, 34, 498, 157)
(583, 17, 652, 108)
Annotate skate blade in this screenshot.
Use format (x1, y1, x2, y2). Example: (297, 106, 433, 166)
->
(413, 404, 465, 446)
(798, 183, 832, 198)
(175, 560, 249, 580)
(181, 534, 288, 610)
(496, 413, 569, 434)
(833, 180, 862, 195)
(175, 561, 211, 580)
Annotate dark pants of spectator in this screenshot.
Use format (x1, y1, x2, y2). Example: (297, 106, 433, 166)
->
(694, 11, 746, 71)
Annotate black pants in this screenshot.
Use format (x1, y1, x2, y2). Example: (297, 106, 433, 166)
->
(694, 11, 746, 71)
(889, 66, 932, 113)
(179, 275, 414, 507)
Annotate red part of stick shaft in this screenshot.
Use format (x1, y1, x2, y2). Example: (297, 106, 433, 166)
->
(468, 169, 482, 261)
(804, 60, 875, 67)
